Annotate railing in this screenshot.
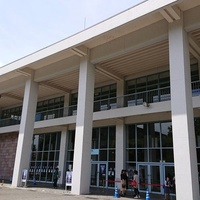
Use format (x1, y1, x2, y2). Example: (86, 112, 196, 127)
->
(35, 105, 77, 121)
(0, 81, 200, 127)
(0, 117, 21, 127)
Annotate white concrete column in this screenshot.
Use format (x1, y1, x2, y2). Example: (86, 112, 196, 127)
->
(117, 80, 124, 108)
(12, 78, 38, 187)
(71, 54, 95, 195)
(115, 119, 125, 184)
(169, 16, 199, 200)
(63, 93, 70, 117)
(58, 127, 67, 186)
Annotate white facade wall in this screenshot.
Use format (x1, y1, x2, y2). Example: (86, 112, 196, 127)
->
(0, 1, 200, 199)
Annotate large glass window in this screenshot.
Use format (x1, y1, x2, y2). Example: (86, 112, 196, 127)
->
(126, 121, 174, 169)
(36, 96, 64, 120)
(65, 126, 116, 172)
(125, 71, 171, 105)
(66, 130, 75, 171)
(91, 126, 116, 162)
(94, 84, 117, 111)
(29, 132, 61, 183)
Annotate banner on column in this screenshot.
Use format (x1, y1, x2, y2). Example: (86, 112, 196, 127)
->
(22, 169, 28, 183)
(66, 171, 73, 186)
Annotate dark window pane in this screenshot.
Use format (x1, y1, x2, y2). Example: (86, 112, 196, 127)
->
(161, 122, 173, 147)
(109, 150, 115, 161)
(137, 124, 147, 148)
(100, 128, 108, 148)
(149, 149, 161, 162)
(99, 150, 107, 161)
(127, 125, 136, 148)
(109, 127, 115, 148)
(92, 128, 99, 149)
(162, 149, 174, 162)
(149, 123, 160, 148)
(126, 149, 136, 162)
(137, 149, 148, 162)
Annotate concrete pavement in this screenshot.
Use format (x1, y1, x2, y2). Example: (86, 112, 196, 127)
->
(0, 183, 165, 200)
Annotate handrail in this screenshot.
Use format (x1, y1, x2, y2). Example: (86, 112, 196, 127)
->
(0, 80, 200, 127)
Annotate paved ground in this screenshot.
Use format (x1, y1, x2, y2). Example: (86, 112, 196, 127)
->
(0, 183, 166, 200)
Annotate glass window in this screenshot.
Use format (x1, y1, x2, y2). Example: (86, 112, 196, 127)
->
(100, 128, 108, 149)
(108, 150, 115, 161)
(44, 134, 50, 151)
(162, 149, 174, 162)
(92, 128, 99, 149)
(137, 149, 148, 162)
(126, 80, 136, 94)
(127, 125, 136, 148)
(147, 74, 158, 90)
(56, 133, 61, 150)
(191, 63, 199, 82)
(126, 149, 136, 162)
(149, 123, 160, 148)
(50, 134, 56, 150)
(99, 150, 107, 161)
(32, 135, 39, 151)
(159, 71, 170, 88)
(137, 124, 147, 148)
(109, 127, 115, 148)
(29, 132, 61, 182)
(161, 122, 173, 147)
(38, 135, 44, 151)
(195, 118, 200, 147)
(68, 131, 75, 150)
(149, 149, 161, 162)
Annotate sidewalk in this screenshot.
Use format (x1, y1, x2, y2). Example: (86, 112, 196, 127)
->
(0, 183, 164, 200)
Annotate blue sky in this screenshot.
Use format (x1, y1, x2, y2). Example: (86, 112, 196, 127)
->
(0, 0, 143, 67)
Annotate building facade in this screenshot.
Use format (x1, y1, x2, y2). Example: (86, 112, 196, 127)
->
(0, 0, 200, 199)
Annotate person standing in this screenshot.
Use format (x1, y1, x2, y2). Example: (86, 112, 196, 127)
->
(120, 169, 128, 197)
(133, 170, 140, 198)
(164, 176, 171, 200)
(53, 167, 59, 188)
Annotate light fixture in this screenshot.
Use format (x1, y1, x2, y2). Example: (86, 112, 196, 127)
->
(143, 102, 150, 107)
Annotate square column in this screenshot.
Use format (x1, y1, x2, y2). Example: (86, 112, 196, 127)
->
(115, 120, 125, 182)
(58, 127, 67, 187)
(117, 80, 124, 108)
(12, 78, 38, 187)
(169, 16, 199, 199)
(71, 55, 95, 195)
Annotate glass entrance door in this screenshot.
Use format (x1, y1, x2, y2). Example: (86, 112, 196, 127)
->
(138, 164, 161, 193)
(91, 163, 107, 187)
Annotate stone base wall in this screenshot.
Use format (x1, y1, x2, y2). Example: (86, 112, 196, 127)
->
(0, 132, 18, 182)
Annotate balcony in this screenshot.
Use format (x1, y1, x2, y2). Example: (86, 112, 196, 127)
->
(0, 81, 200, 127)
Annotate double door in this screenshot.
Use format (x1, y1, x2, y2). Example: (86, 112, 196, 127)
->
(138, 163, 174, 194)
(90, 163, 107, 187)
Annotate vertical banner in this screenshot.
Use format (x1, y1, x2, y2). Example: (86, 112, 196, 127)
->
(66, 171, 73, 186)
(21, 169, 28, 186)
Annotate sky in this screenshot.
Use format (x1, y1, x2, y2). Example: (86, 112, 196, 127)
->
(0, 0, 144, 67)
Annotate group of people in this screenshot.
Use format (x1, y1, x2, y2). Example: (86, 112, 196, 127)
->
(120, 169, 140, 198)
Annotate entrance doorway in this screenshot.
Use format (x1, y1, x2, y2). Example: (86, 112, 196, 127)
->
(138, 164, 161, 193)
(138, 163, 174, 194)
(91, 163, 107, 187)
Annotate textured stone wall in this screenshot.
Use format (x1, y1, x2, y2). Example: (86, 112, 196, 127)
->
(0, 132, 18, 182)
